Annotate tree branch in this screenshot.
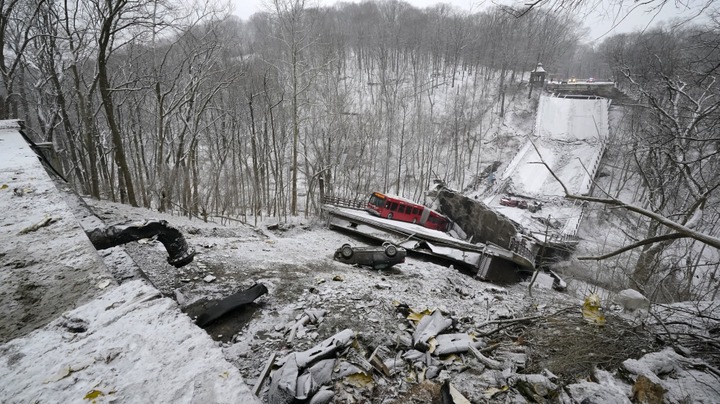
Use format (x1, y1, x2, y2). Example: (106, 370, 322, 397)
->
(578, 233, 686, 261)
(529, 138, 720, 251)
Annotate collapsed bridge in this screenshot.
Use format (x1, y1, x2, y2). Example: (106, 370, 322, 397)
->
(323, 93, 611, 279)
(483, 94, 611, 246)
(322, 198, 536, 283)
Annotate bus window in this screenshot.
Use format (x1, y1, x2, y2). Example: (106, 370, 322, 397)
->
(385, 201, 391, 209)
(390, 202, 398, 211)
(413, 207, 420, 215)
(398, 205, 405, 213)
(369, 194, 385, 206)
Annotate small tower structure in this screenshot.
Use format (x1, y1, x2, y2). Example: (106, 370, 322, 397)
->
(528, 63, 547, 98)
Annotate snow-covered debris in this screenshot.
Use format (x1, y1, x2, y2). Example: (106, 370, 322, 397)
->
(0, 279, 259, 403)
(614, 289, 650, 311)
(565, 377, 632, 404)
(623, 347, 720, 403)
(413, 310, 453, 350)
(267, 329, 355, 403)
(433, 333, 485, 355)
(511, 373, 558, 399)
(531, 271, 555, 289)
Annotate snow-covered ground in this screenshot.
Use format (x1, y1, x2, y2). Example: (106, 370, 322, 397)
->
(2, 91, 719, 403)
(484, 95, 610, 242)
(1, 280, 259, 403)
(500, 95, 609, 198)
(78, 197, 720, 403)
(0, 124, 259, 403)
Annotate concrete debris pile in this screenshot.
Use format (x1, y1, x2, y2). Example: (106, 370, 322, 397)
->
(252, 303, 567, 403)
(564, 347, 720, 404)
(266, 329, 355, 404)
(245, 294, 720, 403)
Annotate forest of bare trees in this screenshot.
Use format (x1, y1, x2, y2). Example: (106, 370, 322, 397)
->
(1, 0, 583, 221)
(2, 0, 719, 297)
(583, 21, 720, 299)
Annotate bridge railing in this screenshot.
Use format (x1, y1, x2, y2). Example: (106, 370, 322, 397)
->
(322, 195, 366, 210)
(508, 238, 536, 264)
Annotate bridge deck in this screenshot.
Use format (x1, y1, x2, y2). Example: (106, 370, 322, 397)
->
(323, 205, 535, 272)
(487, 95, 610, 240)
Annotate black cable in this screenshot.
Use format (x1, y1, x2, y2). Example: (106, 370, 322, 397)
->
(19, 129, 68, 183)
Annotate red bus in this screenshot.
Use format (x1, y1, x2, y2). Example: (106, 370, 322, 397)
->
(366, 192, 451, 232)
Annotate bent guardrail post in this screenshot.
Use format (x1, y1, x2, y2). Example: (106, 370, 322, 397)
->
(85, 220, 195, 267)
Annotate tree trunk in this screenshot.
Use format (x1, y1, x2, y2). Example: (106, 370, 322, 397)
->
(97, 2, 138, 207)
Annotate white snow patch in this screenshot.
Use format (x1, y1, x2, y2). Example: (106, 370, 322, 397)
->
(0, 279, 260, 403)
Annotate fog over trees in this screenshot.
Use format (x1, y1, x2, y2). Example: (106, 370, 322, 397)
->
(2, 0, 720, 298)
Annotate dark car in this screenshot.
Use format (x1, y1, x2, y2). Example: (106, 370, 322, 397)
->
(500, 198, 528, 209)
(334, 242, 406, 269)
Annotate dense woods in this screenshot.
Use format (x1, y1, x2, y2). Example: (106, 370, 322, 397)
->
(589, 23, 720, 298)
(2, 0, 719, 297)
(2, 0, 583, 221)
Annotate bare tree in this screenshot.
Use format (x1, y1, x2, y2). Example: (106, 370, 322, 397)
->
(268, 0, 320, 216)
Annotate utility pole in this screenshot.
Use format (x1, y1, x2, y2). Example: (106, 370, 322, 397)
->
(529, 214, 551, 297)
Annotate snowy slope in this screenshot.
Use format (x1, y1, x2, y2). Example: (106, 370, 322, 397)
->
(501, 95, 609, 198)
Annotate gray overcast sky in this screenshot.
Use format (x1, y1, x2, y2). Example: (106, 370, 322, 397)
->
(231, 0, 712, 42)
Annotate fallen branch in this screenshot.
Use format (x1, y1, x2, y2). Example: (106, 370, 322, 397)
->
(528, 138, 720, 251)
(476, 307, 574, 337)
(287, 315, 311, 344)
(18, 217, 58, 235)
(578, 233, 686, 260)
(252, 352, 276, 396)
(468, 345, 503, 370)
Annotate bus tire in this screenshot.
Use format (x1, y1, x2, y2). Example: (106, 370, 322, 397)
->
(340, 244, 353, 259)
(384, 244, 397, 257)
(387, 213, 393, 220)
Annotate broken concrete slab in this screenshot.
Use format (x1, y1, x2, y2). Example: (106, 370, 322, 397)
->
(195, 283, 268, 327)
(413, 311, 453, 350)
(291, 328, 355, 368)
(433, 333, 486, 356)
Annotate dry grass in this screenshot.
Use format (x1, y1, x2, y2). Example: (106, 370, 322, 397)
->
(521, 309, 662, 384)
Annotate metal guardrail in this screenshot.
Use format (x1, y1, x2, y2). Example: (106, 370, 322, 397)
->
(508, 238, 535, 263)
(322, 195, 365, 210)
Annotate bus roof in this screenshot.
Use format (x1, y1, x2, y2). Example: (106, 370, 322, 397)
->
(372, 192, 447, 217)
(374, 192, 418, 205)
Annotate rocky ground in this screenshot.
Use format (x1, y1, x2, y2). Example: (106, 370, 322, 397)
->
(81, 197, 720, 403)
